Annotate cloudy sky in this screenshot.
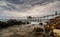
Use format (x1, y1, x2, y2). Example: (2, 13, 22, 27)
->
(0, 0, 60, 19)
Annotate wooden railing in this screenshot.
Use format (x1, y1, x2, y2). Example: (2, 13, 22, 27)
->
(27, 12, 60, 22)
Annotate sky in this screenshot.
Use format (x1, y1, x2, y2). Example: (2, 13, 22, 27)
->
(0, 0, 60, 19)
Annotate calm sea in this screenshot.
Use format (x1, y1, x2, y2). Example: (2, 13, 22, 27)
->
(0, 19, 49, 22)
(0, 19, 9, 22)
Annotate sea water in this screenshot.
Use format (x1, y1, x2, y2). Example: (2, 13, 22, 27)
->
(0, 19, 49, 22)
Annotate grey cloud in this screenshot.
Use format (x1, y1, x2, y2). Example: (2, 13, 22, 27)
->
(5, 0, 60, 5)
(5, 0, 51, 6)
(0, 0, 60, 5)
(0, 0, 60, 19)
(7, 4, 16, 10)
(0, 0, 60, 11)
(6, 0, 24, 4)
(0, 6, 13, 10)
(0, 3, 16, 11)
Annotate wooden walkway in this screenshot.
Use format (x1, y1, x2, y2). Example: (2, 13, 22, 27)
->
(27, 12, 60, 22)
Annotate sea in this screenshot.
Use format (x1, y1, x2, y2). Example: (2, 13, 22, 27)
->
(0, 19, 49, 23)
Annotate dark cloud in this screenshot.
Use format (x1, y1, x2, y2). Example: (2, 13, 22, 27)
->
(30, 0, 51, 5)
(0, 0, 60, 5)
(5, 0, 50, 6)
(0, 0, 54, 5)
(7, 4, 16, 10)
(5, 0, 60, 5)
(0, 5, 16, 10)
(6, 0, 24, 4)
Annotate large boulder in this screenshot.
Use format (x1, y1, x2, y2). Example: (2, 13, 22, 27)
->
(48, 16, 60, 29)
(7, 19, 17, 26)
(0, 21, 7, 28)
